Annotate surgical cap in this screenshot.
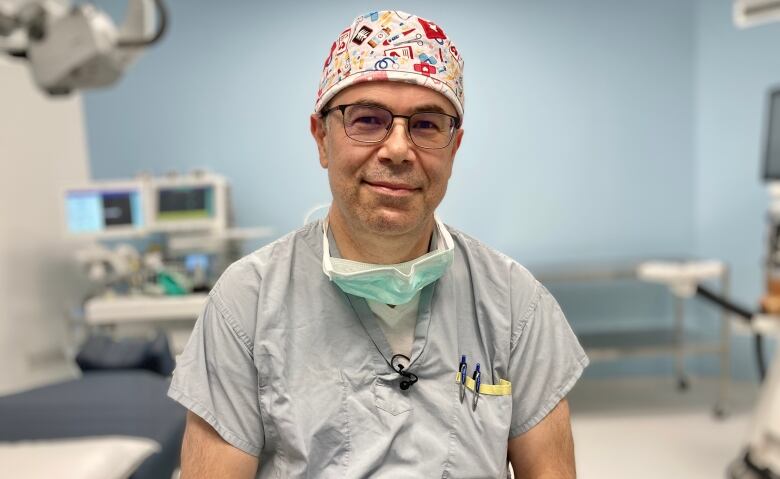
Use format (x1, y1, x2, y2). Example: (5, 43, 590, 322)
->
(315, 10, 465, 118)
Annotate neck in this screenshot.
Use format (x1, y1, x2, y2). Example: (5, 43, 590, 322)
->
(328, 211, 435, 265)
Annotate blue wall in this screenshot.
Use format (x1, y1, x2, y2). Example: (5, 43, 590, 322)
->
(85, 0, 696, 265)
(89, 1, 780, 378)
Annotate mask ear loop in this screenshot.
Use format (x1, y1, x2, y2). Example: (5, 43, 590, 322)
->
(391, 353, 419, 390)
(433, 214, 455, 251)
(303, 203, 330, 226)
(321, 216, 336, 278)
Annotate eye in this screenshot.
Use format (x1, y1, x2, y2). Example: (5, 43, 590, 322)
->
(412, 120, 439, 130)
(345, 106, 390, 129)
(411, 113, 450, 133)
(353, 115, 385, 125)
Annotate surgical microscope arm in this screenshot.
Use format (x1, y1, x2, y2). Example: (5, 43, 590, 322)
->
(0, 0, 167, 95)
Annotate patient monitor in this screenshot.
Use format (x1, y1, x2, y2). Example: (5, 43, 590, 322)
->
(63, 174, 229, 238)
(64, 181, 146, 238)
(148, 174, 227, 233)
(763, 89, 780, 182)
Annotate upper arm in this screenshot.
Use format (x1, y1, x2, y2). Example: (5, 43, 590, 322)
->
(508, 398, 575, 479)
(506, 275, 588, 438)
(168, 294, 265, 456)
(181, 411, 259, 479)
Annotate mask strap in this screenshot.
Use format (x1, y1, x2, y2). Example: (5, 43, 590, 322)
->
(322, 217, 336, 278)
(433, 214, 455, 251)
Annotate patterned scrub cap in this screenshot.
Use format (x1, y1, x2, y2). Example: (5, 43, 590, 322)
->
(315, 10, 465, 118)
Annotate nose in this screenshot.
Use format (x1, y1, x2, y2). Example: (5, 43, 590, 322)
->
(380, 118, 414, 164)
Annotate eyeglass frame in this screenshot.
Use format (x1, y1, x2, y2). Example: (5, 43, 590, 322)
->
(320, 103, 462, 150)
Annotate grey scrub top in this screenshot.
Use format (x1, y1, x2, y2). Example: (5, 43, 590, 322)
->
(168, 220, 589, 478)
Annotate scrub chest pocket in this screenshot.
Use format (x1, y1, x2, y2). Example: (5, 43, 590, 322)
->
(373, 372, 413, 416)
(444, 375, 513, 479)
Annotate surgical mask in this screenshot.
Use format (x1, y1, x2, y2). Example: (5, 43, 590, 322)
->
(322, 216, 455, 305)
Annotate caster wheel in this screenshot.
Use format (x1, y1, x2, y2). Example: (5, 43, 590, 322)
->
(713, 406, 728, 420)
(676, 377, 689, 391)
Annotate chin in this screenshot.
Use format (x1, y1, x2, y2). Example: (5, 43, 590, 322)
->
(362, 208, 426, 235)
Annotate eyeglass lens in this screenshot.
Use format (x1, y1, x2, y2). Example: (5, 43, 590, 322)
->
(342, 105, 454, 149)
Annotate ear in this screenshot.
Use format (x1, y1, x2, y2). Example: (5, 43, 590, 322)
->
(310, 114, 329, 169)
(449, 128, 464, 163)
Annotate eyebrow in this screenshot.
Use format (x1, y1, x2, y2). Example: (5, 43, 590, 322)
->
(350, 98, 453, 116)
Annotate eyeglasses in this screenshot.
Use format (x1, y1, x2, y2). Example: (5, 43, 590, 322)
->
(322, 104, 461, 150)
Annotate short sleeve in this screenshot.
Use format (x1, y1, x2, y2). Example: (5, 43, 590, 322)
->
(508, 281, 589, 438)
(167, 294, 263, 456)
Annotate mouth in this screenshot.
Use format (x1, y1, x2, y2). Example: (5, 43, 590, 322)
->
(363, 180, 420, 196)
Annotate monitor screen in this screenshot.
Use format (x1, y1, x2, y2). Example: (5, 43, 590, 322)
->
(765, 89, 780, 181)
(65, 188, 144, 234)
(156, 186, 214, 221)
(184, 253, 211, 272)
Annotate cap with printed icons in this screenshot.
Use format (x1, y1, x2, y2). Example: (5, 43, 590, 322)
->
(315, 11, 464, 118)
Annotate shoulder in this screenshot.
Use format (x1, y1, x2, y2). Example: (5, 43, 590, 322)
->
(209, 222, 321, 334)
(446, 224, 539, 289)
(445, 224, 544, 320)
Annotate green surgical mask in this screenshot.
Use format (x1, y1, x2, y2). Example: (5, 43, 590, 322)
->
(322, 216, 454, 305)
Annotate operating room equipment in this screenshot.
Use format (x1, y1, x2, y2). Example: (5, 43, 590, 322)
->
(64, 171, 273, 353)
(74, 242, 143, 294)
(637, 86, 780, 479)
(729, 86, 780, 479)
(734, 0, 780, 28)
(0, 0, 167, 95)
(640, 260, 779, 479)
(0, 370, 185, 479)
(536, 260, 732, 414)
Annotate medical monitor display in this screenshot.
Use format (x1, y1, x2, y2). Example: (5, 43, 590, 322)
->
(765, 88, 780, 181)
(156, 186, 214, 220)
(65, 187, 144, 234)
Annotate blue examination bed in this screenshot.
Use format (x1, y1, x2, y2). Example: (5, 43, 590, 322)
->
(0, 370, 185, 479)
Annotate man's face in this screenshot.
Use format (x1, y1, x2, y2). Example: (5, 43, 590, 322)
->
(311, 81, 464, 237)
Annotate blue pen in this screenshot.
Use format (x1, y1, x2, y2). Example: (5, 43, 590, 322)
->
(458, 355, 467, 403)
(472, 363, 481, 409)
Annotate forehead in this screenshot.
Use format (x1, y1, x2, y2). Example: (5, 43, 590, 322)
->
(328, 81, 458, 116)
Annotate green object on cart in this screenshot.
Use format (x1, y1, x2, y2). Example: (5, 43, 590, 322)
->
(158, 271, 190, 295)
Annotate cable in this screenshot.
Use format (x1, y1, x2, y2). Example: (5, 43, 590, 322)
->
(695, 285, 767, 383)
(743, 451, 778, 479)
(696, 285, 753, 320)
(391, 354, 418, 390)
(117, 0, 168, 48)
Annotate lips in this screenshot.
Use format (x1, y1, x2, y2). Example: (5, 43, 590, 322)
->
(362, 180, 421, 198)
(364, 180, 418, 191)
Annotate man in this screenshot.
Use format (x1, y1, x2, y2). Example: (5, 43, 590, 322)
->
(169, 10, 588, 478)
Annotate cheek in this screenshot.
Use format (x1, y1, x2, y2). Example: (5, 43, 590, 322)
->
(424, 157, 454, 187)
(326, 147, 365, 190)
